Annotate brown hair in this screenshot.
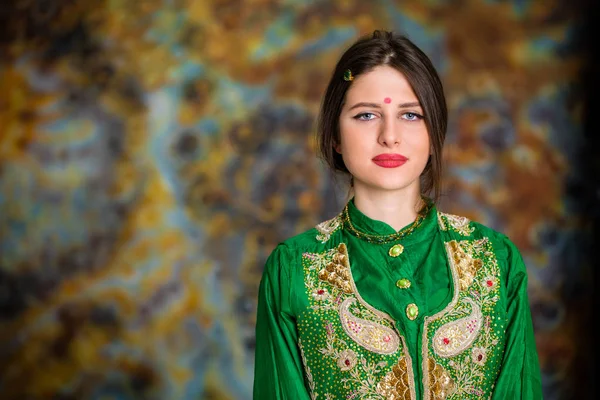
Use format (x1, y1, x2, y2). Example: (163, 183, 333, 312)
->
(316, 30, 447, 203)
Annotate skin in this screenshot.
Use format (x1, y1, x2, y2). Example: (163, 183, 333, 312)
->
(335, 65, 431, 231)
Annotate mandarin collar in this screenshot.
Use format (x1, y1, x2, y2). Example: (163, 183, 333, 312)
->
(344, 197, 437, 244)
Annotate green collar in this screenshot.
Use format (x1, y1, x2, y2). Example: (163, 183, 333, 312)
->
(343, 197, 437, 244)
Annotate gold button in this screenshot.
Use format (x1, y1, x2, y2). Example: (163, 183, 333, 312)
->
(406, 303, 419, 320)
(388, 244, 404, 257)
(396, 278, 411, 289)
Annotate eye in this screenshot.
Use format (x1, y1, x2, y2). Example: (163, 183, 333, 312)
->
(402, 112, 424, 121)
(353, 112, 377, 121)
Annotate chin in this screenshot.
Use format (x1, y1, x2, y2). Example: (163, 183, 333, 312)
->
(348, 166, 422, 193)
(359, 178, 419, 193)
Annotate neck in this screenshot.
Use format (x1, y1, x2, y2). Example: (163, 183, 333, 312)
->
(352, 185, 424, 232)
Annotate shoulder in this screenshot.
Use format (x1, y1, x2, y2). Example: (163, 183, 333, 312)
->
(265, 213, 342, 263)
(436, 209, 520, 261)
(262, 218, 340, 285)
(279, 212, 344, 249)
(280, 228, 322, 249)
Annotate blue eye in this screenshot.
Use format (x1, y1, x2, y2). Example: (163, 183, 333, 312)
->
(402, 112, 423, 121)
(354, 113, 376, 121)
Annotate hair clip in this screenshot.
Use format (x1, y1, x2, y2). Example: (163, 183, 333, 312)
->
(343, 69, 354, 81)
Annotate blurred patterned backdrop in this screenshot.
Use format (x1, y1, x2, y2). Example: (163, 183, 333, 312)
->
(0, 0, 595, 399)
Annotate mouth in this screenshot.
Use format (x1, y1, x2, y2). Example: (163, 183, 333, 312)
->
(372, 154, 408, 168)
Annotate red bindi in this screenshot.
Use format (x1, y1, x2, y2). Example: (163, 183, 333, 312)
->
(384, 97, 392, 104)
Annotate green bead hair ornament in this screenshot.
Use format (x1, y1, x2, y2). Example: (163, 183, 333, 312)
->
(343, 69, 354, 81)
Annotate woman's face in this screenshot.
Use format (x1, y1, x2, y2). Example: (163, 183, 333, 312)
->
(336, 65, 430, 195)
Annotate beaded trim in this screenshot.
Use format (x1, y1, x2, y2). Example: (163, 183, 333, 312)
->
(342, 198, 433, 244)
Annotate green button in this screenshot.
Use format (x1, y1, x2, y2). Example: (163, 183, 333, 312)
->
(396, 278, 411, 289)
(406, 303, 419, 320)
(388, 244, 404, 257)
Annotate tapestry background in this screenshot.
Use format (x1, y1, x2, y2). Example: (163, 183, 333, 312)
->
(0, 1, 596, 399)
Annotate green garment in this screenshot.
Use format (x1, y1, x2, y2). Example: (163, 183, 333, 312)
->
(253, 199, 542, 399)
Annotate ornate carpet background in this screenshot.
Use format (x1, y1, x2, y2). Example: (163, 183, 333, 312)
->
(0, 1, 595, 399)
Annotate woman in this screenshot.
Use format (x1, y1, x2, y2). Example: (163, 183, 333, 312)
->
(253, 30, 542, 399)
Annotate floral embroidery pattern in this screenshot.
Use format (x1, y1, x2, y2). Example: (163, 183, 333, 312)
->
(319, 320, 351, 360)
(298, 246, 411, 399)
(316, 244, 400, 354)
(316, 215, 343, 243)
(437, 212, 474, 236)
(470, 347, 487, 366)
(342, 357, 390, 398)
(337, 349, 358, 371)
(424, 238, 503, 399)
(481, 275, 497, 292)
(432, 298, 483, 357)
(300, 228, 504, 399)
(340, 298, 400, 355)
(318, 319, 394, 398)
(312, 287, 331, 301)
(445, 356, 485, 397)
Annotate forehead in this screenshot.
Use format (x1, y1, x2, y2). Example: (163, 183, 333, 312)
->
(345, 65, 418, 102)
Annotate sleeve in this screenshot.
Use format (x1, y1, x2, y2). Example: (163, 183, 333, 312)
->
(253, 244, 312, 400)
(492, 235, 543, 399)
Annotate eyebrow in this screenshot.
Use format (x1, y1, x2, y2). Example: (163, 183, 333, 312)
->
(347, 101, 421, 110)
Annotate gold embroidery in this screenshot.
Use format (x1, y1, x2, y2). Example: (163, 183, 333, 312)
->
(316, 215, 343, 243)
(427, 358, 455, 399)
(316, 244, 402, 355)
(470, 347, 487, 366)
(302, 245, 417, 398)
(336, 349, 358, 371)
(340, 298, 400, 354)
(432, 298, 483, 357)
(422, 238, 503, 399)
(298, 338, 317, 400)
(342, 356, 393, 398)
(317, 244, 353, 294)
(437, 212, 474, 236)
(376, 357, 411, 399)
(318, 315, 396, 397)
(448, 241, 483, 290)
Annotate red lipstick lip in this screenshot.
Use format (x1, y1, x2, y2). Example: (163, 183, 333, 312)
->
(372, 154, 408, 161)
(372, 153, 408, 168)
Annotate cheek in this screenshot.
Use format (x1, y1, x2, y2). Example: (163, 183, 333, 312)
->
(339, 119, 372, 140)
(406, 129, 430, 152)
(337, 120, 357, 151)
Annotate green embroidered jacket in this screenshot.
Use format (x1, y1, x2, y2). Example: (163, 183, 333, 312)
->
(253, 199, 542, 399)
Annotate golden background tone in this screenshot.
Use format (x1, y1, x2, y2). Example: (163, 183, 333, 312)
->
(0, 0, 595, 399)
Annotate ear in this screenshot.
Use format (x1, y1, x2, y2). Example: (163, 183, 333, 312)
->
(334, 142, 341, 154)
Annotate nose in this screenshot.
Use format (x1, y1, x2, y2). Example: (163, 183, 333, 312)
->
(378, 116, 400, 147)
